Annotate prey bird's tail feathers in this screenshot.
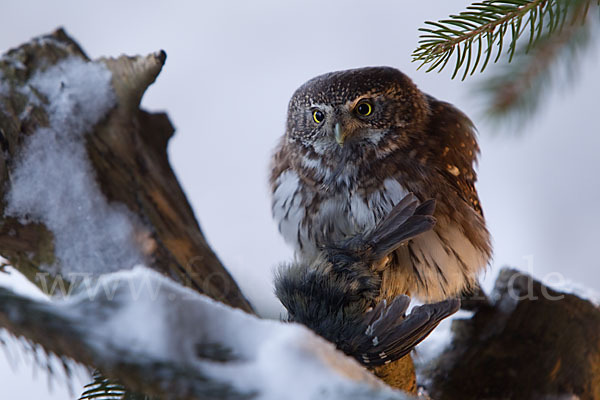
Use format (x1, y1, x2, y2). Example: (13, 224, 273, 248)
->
(356, 296, 460, 366)
(361, 194, 437, 263)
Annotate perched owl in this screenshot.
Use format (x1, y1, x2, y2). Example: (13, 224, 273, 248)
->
(270, 67, 492, 302)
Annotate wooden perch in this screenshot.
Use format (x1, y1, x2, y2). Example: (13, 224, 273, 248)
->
(0, 268, 400, 400)
(0, 28, 252, 313)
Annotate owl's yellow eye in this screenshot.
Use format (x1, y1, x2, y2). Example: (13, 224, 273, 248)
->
(355, 101, 373, 117)
(313, 110, 325, 124)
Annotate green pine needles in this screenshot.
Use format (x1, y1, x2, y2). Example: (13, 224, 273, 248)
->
(79, 372, 126, 400)
(413, 0, 598, 80)
(79, 371, 155, 400)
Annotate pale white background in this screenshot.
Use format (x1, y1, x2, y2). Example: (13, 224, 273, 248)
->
(0, 1, 599, 398)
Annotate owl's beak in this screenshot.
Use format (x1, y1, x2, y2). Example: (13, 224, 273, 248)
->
(334, 122, 346, 147)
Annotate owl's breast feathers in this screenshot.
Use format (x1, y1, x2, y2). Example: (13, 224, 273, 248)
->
(270, 93, 491, 301)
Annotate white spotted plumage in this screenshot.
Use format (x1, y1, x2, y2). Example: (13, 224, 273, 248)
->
(272, 166, 410, 261)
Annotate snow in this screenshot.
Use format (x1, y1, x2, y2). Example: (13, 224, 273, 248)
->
(544, 278, 600, 307)
(413, 309, 472, 367)
(0, 266, 49, 302)
(0, 266, 94, 398)
(0, 70, 7, 95)
(0, 330, 89, 397)
(54, 266, 411, 400)
(4, 57, 144, 277)
(0, 71, 9, 114)
(0, 53, 26, 76)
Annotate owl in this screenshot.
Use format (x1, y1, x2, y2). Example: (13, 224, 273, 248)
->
(270, 67, 492, 302)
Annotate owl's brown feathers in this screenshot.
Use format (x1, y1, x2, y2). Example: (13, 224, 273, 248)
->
(270, 67, 491, 301)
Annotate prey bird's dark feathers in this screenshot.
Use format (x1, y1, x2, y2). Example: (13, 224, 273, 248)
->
(275, 194, 459, 366)
(359, 295, 459, 365)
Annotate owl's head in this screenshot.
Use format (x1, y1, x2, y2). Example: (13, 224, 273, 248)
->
(286, 67, 429, 154)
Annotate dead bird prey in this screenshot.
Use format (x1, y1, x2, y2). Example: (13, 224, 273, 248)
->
(275, 194, 460, 366)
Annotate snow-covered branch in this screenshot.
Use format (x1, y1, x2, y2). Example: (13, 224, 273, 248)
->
(0, 266, 413, 400)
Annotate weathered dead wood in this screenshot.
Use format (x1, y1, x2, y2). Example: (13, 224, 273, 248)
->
(0, 28, 252, 313)
(423, 268, 600, 400)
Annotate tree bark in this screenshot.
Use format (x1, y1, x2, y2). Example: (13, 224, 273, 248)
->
(422, 268, 600, 400)
(0, 28, 252, 313)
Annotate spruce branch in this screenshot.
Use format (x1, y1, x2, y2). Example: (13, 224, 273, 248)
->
(479, 9, 595, 123)
(79, 372, 127, 400)
(412, 0, 597, 79)
(79, 371, 156, 400)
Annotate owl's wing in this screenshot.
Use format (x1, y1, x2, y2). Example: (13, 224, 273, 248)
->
(269, 136, 292, 190)
(335, 193, 437, 263)
(364, 194, 437, 262)
(353, 296, 460, 366)
(425, 95, 484, 216)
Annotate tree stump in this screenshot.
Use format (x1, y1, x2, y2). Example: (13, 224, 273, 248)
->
(0, 28, 252, 313)
(423, 268, 600, 400)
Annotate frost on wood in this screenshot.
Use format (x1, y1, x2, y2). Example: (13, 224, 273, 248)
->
(0, 267, 413, 400)
(5, 57, 143, 276)
(0, 29, 251, 311)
